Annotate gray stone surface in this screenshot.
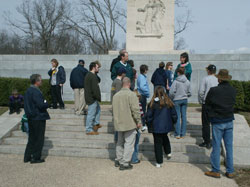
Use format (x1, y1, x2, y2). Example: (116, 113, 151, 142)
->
(1, 54, 250, 103)
(0, 154, 237, 187)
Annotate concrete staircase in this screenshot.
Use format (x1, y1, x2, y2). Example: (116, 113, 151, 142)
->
(0, 105, 213, 164)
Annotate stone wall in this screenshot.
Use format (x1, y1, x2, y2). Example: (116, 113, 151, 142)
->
(0, 54, 250, 103)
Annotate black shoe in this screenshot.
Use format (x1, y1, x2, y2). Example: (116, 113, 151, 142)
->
(24, 158, 31, 163)
(119, 164, 133, 170)
(9, 111, 14, 115)
(60, 106, 65, 110)
(115, 161, 120, 167)
(199, 142, 207, 147)
(16, 109, 21, 114)
(206, 143, 212, 149)
(30, 159, 45, 164)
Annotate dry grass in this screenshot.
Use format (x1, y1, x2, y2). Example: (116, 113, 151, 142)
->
(234, 168, 250, 187)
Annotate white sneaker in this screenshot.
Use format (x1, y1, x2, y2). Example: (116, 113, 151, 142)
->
(142, 126, 148, 132)
(156, 163, 162, 168)
(167, 153, 171, 159)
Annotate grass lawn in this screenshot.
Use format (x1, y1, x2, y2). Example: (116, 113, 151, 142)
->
(0, 107, 8, 116)
(238, 111, 250, 127)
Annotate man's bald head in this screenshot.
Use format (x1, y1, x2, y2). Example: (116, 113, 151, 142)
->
(122, 77, 131, 88)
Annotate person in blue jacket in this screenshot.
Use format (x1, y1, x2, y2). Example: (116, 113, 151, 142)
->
(24, 74, 50, 164)
(70, 59, 88, 115)
(48, 59, 66, 109)
(151, 62, 167, 90)
(137, 64, 150, 131)
(146, 86, 177, 168)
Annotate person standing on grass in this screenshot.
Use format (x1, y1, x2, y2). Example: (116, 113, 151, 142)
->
(48, 58, 66, 109)
(169, 67, 191, 139)
(137, 64, 150, 132)
(205, 69, 236, 179)
(146, 86, 177, 168)
(70, 59, 88, 115)
(174, 52, 192, 81)
(84, 62, 102, 135)
(24, 74, 50, 164)
(198, 64, 218, 149)
(112, 77, 142, 170)
(165, 62, 174, 94)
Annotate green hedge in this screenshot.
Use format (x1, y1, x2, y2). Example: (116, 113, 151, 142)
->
(0, 77, 51, 106)
(229, 80, 245, 111)
(242, 81, 250, 111)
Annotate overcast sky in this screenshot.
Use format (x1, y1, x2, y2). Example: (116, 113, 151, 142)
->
(0, 0, 250, 54)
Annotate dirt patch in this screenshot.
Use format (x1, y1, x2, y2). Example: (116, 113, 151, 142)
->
(234, 168, 250, 187)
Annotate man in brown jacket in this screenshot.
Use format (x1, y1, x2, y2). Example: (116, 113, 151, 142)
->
(112, 77, 142, 170)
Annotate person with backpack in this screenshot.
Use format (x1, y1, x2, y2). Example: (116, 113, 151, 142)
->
(146, 86, 177, 168)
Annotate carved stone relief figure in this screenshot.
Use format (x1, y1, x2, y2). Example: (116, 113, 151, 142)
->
(136, 0, 166, 35)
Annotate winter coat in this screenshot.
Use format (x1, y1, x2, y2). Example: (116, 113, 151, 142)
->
(174, 62, 192, 81)
(48, 66, 66, 85)
(146, 97, 177, 134)
(111, 62, 133, 81)
(84, 72, 101, 105)
(70, 64, 88, 89)
(24, 86, 50, 121)
(151, 68, 167, 88)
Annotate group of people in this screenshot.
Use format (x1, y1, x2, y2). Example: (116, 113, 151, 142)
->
(20, 50, 237, 178)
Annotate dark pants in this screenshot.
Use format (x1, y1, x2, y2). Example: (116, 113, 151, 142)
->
(202, 104, 211, 144)
(9, 101, 23, 112)
(24, 120, 46, 160)
(153, 133, 171, 164)
(51, 85, 64, 108)
(140, 95, 147, 126)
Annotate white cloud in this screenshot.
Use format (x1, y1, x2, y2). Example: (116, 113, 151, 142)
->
(219, 47, 250, 54)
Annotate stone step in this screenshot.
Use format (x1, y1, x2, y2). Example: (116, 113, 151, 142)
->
(11, 131, 203, 142)
(19, 123, 202, 132)
(3, 137, 209, 153)
(0, 144, 211, 164)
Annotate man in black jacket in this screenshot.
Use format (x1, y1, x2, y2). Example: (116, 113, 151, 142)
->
(24, 74, 50, 164)
(84, 62, 102, 135)
(204, 69, 236, 179)
(70, 60, 88, 115)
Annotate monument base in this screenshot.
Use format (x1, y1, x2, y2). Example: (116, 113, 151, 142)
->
(109, 50, 188, 55)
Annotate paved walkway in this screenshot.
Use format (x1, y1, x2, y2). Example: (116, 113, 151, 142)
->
(0, 154, 237, 187)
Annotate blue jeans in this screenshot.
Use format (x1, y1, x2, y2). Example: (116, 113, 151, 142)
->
(131, 130, 141, 163)
(139, 95, 147, 127)
(211, 121, 234, 174)
(85, 101, 101, 133)
(174, 99, 187, 137)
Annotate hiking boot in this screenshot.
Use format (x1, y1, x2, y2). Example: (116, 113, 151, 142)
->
(86, 131, 99, 135)
(205, 171, 221, 178)
(93, 124, 102, 132)
(225, 172, 234, 179)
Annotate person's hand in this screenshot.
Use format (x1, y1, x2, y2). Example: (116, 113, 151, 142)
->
(59, 84, 63, 87)
(137, 123, 142, 128)
(167, 85, 170, 90)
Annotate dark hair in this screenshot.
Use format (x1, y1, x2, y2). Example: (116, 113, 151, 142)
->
(159, 61, 165, 68)
(51, 59, 59, 67)
(180, 52, 189, 63)
(79, 59, 85, 64)
(177, 67, 185, 75)
(30, 74, 41, 85)
(120, 52, 128, 58)
(165, 62, 173, 70)
(140, 64, 148, 74)
(127, 60, 134, 67)
(89, 62, 97, 71)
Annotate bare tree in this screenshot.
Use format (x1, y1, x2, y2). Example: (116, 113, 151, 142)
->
(5, 0, 70, 54)
(65, 0, 126, 54)
(174, 36, 188, 50)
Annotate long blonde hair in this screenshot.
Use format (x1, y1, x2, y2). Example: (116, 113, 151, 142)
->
(149, 86, 174, 108)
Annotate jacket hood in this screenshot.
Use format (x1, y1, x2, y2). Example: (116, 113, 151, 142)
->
(176, 75, 188, 83)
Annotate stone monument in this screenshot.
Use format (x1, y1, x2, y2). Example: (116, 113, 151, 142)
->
(126, 0, 175, 54)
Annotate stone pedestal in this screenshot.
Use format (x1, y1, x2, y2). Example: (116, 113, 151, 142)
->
(126, 0, 175, 53)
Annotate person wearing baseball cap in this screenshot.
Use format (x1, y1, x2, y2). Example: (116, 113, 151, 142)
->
(204, 69, 236, 179)
(198, 64, 218, 149)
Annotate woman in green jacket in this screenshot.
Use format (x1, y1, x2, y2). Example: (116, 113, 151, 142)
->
(174, 52, 192, 81)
